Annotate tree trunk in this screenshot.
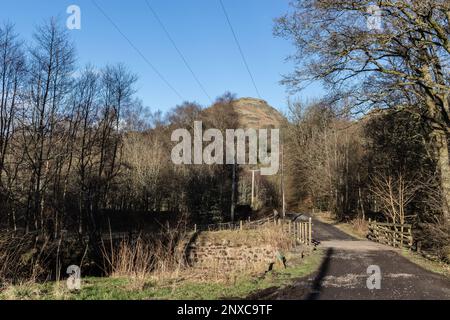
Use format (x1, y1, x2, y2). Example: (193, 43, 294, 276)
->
(435, 130, 450, 223)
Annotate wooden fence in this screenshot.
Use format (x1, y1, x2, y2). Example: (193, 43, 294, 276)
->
(368, 220, 413, 249)
(194, 216, 274, 232)
(281, 218, 312, 246)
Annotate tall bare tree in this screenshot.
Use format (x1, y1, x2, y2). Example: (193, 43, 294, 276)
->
(0, 23, 25, 230)
(23, 19, 75, 233)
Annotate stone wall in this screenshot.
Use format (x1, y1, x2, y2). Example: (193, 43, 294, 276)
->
(187, 238, 278, 272)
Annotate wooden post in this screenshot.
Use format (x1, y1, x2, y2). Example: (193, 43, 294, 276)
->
(400, 225, 404, 249)
(408, 227, 413, 249)
(390, 226, 394, 247)
(304, 223, 307, 243)
(288, 220, 291, 236)
(299, 223, 302, 243)
(240, 220, 243, 230)
(194, 224, 197, 232)
(394, 226, 396, 247)
(251, 169, 255, 208)
(308, 217, 312, 246)
(302, 223, 305, 243)
(281, 143, 286, 219)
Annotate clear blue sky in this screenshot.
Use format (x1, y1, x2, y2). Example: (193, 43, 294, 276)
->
(0, 0, 324, 114)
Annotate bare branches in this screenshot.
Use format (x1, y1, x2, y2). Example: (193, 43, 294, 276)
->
(275, 0, 450, 120)
(369, 172, 420, 224)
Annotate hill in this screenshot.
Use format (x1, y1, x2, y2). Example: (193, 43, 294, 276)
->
(207, 97, 285, 129)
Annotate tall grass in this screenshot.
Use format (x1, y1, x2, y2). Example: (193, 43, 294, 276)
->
(0, 232, 55, 284)
(101, 237, 153, 279)
(100, 217, 189, 281)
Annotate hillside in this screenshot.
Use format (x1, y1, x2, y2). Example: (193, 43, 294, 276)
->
(207, 97, 285, 129)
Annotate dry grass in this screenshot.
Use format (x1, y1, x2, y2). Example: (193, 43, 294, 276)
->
(99, 215, 192, 290)
(0, 232, 58, 284)
(99, 223, 295, 287)
(102, 237, 153, 280)
(198, 223, 292, 250)
(349, 217, 369, 237)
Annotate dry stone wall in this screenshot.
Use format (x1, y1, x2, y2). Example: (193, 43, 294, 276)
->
(187, 238, 278, 272)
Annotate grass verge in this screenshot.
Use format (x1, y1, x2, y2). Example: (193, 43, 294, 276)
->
(400, 249, 450, 279)
(0, 249, 324, 300)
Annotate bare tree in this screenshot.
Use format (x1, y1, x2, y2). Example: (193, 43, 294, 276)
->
(70, 66, 100, 234)
(23, 19, 75, 233)
(370, 173, 420, 224)
(122, 131, 165, 211)
(96, 64, 137, 212)
(0, 23, 25, 230)
(285, 100, 365, 218)
(276, 0, 450, 221)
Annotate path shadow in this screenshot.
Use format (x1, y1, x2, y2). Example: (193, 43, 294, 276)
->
(306, 248, 334, 300)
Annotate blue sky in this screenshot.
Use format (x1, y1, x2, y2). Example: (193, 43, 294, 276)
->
(0, 0, 325, 114)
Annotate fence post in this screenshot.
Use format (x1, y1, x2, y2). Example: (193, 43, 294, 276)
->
(301, 223, 305, 243)
(299, 223, 302, 243)
(400, 225, 404, 249)
(408, 227, 413, 249)
(308, 217, 312, 246)
(240, 220, 243, 231)
(194, 224, 197, 232)
(303, 222, 308, 244)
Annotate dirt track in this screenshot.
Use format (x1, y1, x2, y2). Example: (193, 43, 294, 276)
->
(253, 217, 450, 300)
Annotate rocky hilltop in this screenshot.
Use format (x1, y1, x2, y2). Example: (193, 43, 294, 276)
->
(207, 97, 285, 129)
